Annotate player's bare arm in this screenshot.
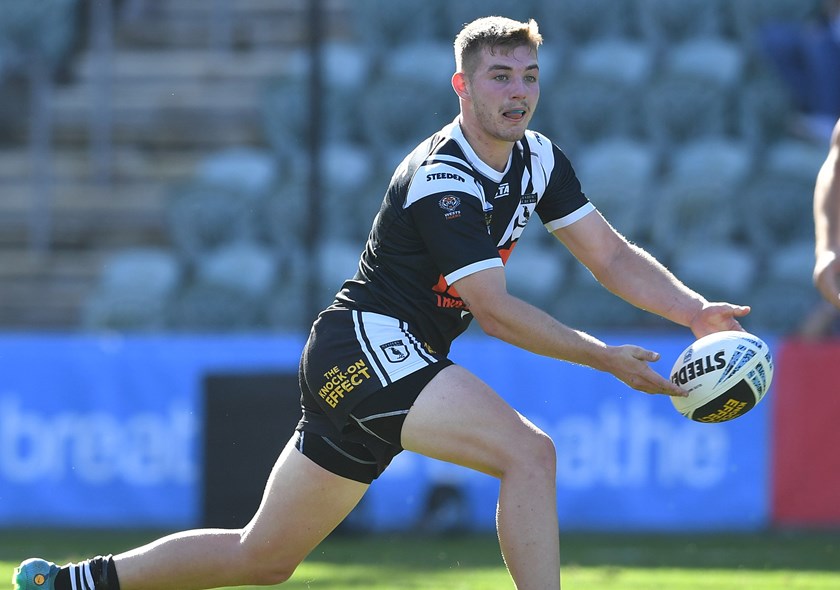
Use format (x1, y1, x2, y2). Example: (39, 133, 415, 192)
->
(552, 210, 750, 338)
(453, 267, 686, 396)
(813, 118, 840, 308)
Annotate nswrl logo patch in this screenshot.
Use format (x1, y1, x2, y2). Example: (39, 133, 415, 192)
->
(380, 340, 409, 363)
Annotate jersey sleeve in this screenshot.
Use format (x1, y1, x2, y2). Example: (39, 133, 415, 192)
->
(407, 170, 503, 285)
(534, 143, 595, 232)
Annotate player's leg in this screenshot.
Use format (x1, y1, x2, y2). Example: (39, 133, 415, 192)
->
(114, 435, 367, 590)
(15, 436, 368, 590)
(401, 364, 560, 590)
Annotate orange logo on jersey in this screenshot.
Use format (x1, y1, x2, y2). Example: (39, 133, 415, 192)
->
(431, 244, 518, 309)
(432, 275, 465, 309)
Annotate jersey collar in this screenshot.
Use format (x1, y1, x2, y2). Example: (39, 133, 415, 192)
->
(447, 118, 512, 183)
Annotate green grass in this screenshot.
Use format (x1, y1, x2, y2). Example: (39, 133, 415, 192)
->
(3, 529, 839, 589)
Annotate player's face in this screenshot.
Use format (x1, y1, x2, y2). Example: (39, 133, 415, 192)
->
(465, 45, 539, 143)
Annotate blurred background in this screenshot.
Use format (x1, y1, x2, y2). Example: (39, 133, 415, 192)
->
(0, 0, 838, 537)
(0, 0, 835, 335)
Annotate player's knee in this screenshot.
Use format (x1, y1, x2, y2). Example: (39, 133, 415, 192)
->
(237, 536, 300, 585)
(528, 428, 557, 476)
(505, 426, 556, 479)
(241, 558, 297, 586)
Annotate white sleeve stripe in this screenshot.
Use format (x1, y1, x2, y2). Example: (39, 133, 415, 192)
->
(444, 258, 504, 285)
(543, 202, 596, 232)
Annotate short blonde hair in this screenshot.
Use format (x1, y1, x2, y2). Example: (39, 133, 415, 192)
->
(454, 16, 543, 77)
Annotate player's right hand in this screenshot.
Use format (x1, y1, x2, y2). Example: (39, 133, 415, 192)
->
(605, 344, 687, 397)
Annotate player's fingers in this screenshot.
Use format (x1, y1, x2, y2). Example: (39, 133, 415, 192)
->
(626, 371, 686, 397)
(631, 347, 660, 363)
(642, 369, 687, 397)
(731, 304, 751, 317)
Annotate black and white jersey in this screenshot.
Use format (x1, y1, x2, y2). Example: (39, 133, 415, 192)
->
(332, 119, 594, 356)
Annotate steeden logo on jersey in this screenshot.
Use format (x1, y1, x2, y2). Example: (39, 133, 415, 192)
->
(438, 195, 461, 220)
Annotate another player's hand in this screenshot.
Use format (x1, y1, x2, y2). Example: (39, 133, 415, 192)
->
(605, 345, 687, 397)
(688, 301, 751, 339)
(814, 250, 840, 309)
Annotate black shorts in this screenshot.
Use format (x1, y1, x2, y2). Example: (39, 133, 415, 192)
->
(295, 308, 452, 484)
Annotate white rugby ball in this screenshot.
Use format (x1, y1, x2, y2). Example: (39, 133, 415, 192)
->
(670, 330, 773, 423)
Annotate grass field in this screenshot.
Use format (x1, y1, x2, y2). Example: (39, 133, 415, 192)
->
(3, 529, 839, 589)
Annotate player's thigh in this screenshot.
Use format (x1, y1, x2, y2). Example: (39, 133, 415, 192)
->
(240, 435, 368, 564)
(401, 364, 552, 478)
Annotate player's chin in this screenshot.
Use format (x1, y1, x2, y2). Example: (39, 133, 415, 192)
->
(497, 123, 528, 142)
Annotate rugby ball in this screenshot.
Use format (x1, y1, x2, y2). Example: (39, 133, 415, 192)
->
(670, 330, 773, 423)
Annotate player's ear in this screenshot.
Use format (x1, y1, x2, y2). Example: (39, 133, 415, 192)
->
(452, 72, 469, 99)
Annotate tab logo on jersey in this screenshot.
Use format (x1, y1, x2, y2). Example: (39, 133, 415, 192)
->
(380, 340, 409, 363)
(438, 195, 461, 220)
(495, 183, 510, 198)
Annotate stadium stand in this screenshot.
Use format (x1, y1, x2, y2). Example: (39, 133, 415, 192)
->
(166, 238, 278, 331)
(0, 0, 831, 334)
(82, 246, 181, 331)
(165, 181, 258, 267)
(575, 137, 659, 241)
(636, 0, 725, 48)
(650, 137, 753, 253)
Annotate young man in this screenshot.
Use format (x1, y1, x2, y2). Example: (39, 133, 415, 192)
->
(813, 118, 840, 308)
(15, 16, 749, 590)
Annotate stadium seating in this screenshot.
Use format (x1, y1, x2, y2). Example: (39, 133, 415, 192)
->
(45, 0, 827, 336)
(358, 74, 455, 155)
(541, 74, 641, 154)
(740, 171, 815, 255)
(382, 40, 454, 88)
(352, 0, 445, 51)
(542, 0, 632, 45)
(445, 0, 546, 34)
(165, 181, 258, 266)
(82, 247, 182, 331)
(552, 273, 650, 330)
(315, 237, 366, 308)
(504, 239, 568, 308)
(641, 73, 734, 157)
(575, 137, 659, 239)
(737, 71, 796, 152)
(195, 241, 276, 298)
(570, 38, 655, 86)
(664, 36, 745, 88)
(727, 0, 822, 44)
(0, 0, 79, 68)
(748, 281, 822, 334)
(165, 241, 276, 331)
(669, 240, 758, 301)
(649, 137, 753, 251)
(636, 0, 725, 48)
(195, 147, 277, 197)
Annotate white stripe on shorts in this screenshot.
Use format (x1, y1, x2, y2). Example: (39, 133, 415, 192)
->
(352, 310, 436, 387)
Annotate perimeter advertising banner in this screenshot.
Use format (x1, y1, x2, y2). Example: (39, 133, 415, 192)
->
(0, 333, 773, 531)
(771, 339, 840, 526)
(0, 334, 304, 528)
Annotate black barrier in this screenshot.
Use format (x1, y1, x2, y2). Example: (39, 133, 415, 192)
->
(202, 372, 301, 528)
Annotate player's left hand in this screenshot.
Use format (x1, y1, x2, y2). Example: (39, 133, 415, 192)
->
(689, 301, 751, 339)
